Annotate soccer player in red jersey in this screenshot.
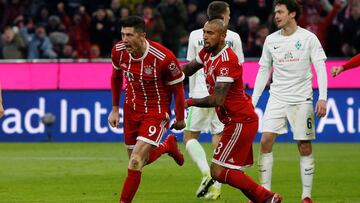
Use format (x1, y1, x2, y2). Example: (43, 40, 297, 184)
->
(331, 53, 360, 77)
(182, 18, 282, 203)
(108, 16, 186, 203)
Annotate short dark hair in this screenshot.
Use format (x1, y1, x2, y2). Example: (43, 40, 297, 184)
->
(274, 0, 302, 21)
(207, 1, 229, 20)
(120, 16, 146, 33)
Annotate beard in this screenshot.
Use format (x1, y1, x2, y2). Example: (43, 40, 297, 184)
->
(204, 43, 219, 53)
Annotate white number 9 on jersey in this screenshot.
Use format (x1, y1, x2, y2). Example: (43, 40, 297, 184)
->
(148, 126, 157, 136)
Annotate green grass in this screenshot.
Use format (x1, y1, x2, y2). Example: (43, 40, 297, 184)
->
(0, 143, 359, 203)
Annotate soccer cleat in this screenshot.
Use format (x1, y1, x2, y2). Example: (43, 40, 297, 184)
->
(164, 134, 184, 166)
(202, 184, 221, 200)
(196, 175, 215, 198)
(301, 197, 313, 203)
(265, 193, 282, 203)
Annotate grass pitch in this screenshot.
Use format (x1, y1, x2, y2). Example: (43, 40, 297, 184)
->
(0, 142, 359, 203)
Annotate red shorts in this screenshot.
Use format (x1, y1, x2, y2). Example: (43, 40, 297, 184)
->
(123, 104, 170, 148)
(212, 121, 258, 170)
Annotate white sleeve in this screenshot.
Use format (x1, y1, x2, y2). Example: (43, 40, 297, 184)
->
(233, 33, 245, 63)
(186, 32, 196, 61)
(252, 38, 272, 107)
(310, 35, 327, 101)
(313, 60, 328, 101)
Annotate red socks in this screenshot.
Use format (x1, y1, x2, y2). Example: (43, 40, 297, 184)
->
(147, 143, 167, 165)
(119, 169, 141, 203)
(218, 168, 273, 203)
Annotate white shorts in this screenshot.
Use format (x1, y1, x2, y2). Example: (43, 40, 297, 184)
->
(185, 106, 224, 135)
(262, 97, 315, 140)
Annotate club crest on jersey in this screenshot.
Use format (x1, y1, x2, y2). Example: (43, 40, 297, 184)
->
(295, 40, 302, 50)
(144, 65, 154, 75)
(220, 67, 229, 76)
(168, 61, 179, 76)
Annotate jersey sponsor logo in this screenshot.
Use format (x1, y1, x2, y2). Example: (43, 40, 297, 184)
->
(168, 61, 180, 76)
(197, 40, 234, 48)
(220, 67, 229, 76)
(144, 65, 154, 75)
(228, 157, 234, 163)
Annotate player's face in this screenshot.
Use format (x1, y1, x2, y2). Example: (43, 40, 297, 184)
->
(203, 22, 225, 53)
(222, 7, 230, 26)
(121, 27, 145, 55)
(274, 4, 296, 29)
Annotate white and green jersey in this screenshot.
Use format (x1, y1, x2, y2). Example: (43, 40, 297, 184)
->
(252, 26, 328, 105)
(186, 28, 244, 98)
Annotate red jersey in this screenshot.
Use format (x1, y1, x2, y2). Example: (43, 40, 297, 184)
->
(111, 39, 185, 115)
(196, 46, 258, 124)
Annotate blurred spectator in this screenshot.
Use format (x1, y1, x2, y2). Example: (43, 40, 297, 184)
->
(245, 16, 260, 57)
(299, 0, 343, 49)
(89, 7, 113, 57)
(0, 0, 30, 31)
(142, 5, 165, 43)
(68, 6, 91, 58)
(342, 0, 360, 56)
(35, 5, 50, 25)
(89, 44, 101, 59)
(60, 44, 76, 58)
(1, 26, 26, 59)
(247, 24, 269, 57)
(27, 24, 57, 59)
(186, 0, 199, 32)
(55, 2, 71, 29)
(120, 6, 132, 19)
(110, 0, 121, 19)
(188, 11, 207, 31)
(158, 0, 187, 56)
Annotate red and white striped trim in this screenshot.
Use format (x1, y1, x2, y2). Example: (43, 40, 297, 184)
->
(167, 73, 185, 85)
(221, 50, 229, 62)
(156, 120, 168, 143)
(149, 46, 165, 61)
(115, 43, 125, 51)
(219, 123, 242, 163)
(153, 58, 162, 113)
(216, 76, 234, 83)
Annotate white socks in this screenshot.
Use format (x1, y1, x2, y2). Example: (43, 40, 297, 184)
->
(186, 139, 210, 176)
(258, 152, 273, 190)
(300, 154, 314, 200)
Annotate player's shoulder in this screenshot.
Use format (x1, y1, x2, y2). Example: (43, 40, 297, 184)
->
(148, 40, 175, 61)
(296, 27, 318, 40)
(189, 28, 203, 38)
(265, 30, 282, 42)
(226, 29, 240, 38)
(223, 48, 239, 63)
(113, 40, 126, 51)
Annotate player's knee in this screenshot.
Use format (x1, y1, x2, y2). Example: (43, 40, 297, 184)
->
(183, 130, 198, 144)
(129, 154, 145, 170)
(297, 141, 312, 156)
(260, 134, 275, 153)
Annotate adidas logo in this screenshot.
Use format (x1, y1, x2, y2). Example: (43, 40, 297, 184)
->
(228, 158, 234, 163)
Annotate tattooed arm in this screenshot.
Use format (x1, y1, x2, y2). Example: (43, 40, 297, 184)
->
(186, 82, 231, 107)
(182, 60, 203, 77)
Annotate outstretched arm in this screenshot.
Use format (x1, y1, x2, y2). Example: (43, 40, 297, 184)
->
(186, 82, 231, 107)
(170, 82, 186, 130)
(108, 68, 123, 128)
(182, 59, 203, 77)
(331, 54, 360, 77)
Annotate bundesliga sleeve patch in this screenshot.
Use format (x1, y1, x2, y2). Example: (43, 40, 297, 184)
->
(168, 61, 180, 76)
(220, 67, 229, 76)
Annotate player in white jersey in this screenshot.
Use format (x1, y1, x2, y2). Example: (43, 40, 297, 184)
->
(252, 1, 327, 203)
(183, 1, 245, 200)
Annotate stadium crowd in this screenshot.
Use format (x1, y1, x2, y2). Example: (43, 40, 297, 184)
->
(0, 0, 358, 60)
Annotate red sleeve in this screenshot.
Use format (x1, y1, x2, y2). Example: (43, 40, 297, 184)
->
(214, 61, 241, 83)
(162, 54, 185, 85)
(111, 45, 123, 106)
(343, 54, 360, 71)
(172, 82, 185, 121)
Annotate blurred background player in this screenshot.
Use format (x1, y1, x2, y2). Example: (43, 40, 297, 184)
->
(252, 0, 328, 202)
(0, 84, 4, 118)
(183, 1, 244, 199)
(183, 18, 282, 203)
(108, 16, 186, 203)
(331, 53, 360, 77)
